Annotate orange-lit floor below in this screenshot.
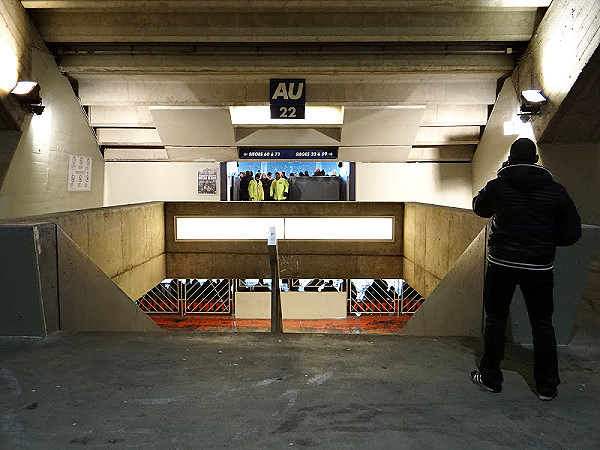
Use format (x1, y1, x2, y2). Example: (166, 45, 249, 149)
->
(149, 313, 412, 334)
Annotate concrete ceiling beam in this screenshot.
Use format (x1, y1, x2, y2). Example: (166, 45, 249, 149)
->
(28, 10, 542, 43)
(414, 126, 482, 145)
(88, 106, 154, 127)
(96, 128, 161, 146)
(408, 145, 477, 161)
(77, 79, 499, 107)
(21, 1, 551, 12)
(421, 105, 489, 126)
(103, 148, 168, 161)
(56, 52, 516, 76)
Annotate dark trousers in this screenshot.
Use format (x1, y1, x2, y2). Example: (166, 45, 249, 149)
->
(479, 262, 560, 394)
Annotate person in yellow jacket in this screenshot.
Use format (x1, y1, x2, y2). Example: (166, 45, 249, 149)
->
(270, 172, 289, 201)
(248, 173, 264, 201)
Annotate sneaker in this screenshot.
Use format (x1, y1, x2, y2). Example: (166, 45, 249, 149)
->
(470, 371, 501, 393)
(538, 390, 558, 401)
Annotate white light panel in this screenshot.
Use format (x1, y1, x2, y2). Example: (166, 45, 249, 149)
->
(176, 217, 285, 240)
(284, 218, 393, 240)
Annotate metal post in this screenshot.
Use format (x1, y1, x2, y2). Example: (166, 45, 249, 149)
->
(267, 234, 283, 333)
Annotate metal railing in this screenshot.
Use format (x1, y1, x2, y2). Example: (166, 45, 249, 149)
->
(136, 279, 233, 315)
(184, 279, 232, 314)
(399, 283, 425, 314)
(137, 278, 425, 316)
(136, 280, 181, 314)
(347, 279, 425, 315)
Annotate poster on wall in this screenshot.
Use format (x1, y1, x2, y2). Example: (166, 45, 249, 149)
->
(68, 155, 92, 191)
(197, 167, 218, 195)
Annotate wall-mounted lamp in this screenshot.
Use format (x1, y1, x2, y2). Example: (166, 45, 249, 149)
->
(519, 89, 546, 122)
(10, 81, 45, 115)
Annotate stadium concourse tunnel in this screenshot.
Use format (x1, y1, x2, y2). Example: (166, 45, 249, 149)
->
(0, 201, 597, 343)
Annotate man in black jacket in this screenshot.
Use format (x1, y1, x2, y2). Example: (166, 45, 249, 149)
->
(470, 138, 581, 401)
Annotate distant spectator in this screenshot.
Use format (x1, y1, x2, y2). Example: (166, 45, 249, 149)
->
(240, 170, 252, 201)
(248, 173, 264, 201)
(281, 171, 288, 179)
(261, 173, 272, 201)
(270, 172, 289, 201)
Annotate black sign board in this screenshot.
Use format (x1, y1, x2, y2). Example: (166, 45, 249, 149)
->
(239, 149, 337, 160)
(270, 78, 306, 119)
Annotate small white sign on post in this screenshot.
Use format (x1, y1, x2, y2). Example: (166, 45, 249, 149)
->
(268, 226, 277, 246)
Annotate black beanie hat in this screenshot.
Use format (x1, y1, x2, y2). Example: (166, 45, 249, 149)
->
(509, 138, 538, 164)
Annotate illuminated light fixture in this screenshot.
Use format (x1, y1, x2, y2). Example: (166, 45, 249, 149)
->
(176, 217, 285, 240)
(521, 89, 547, 103)
(10, 81, 45, 115)
(11, 81, 38, 95)
(519, 89, 546, 122)
(284, 217, 393, 240)
(175, 217, 394, 241)
(230, 106, 344, 125)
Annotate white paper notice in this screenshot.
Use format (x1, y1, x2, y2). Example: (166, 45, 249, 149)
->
(268, 226, 277, 245)
(68, 155, 92, 191)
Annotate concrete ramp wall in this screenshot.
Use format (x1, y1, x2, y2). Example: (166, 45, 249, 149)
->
(402, 228, 486, 337)
(511, 225, 600, 345)
(0, 202, 166, 301)
(402, 203, 487, 298)
(57, 228, 160, 332)
(403, 224, 599, 341)
(0, 223, 161, 336)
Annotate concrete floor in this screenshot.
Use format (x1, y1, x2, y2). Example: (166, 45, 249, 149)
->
(1, 316, 599, 449)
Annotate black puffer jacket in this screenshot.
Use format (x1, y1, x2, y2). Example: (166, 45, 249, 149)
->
(473, 164, 581, 270)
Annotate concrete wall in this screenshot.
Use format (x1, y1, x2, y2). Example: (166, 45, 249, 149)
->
(540, 143, 600, 312)
(0, 223, 160, 335)
(403, 202, 487, 297)
(511, 0, 600, 142)
(402, 228, 487, 337)
(165, 201, 404, 279)
(0, 48, 104, 217)
(1, 202, 166, 301)
(356, 162, 472, 208)
(104, 162, 220, 206)
(56, 227, 161, 331)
